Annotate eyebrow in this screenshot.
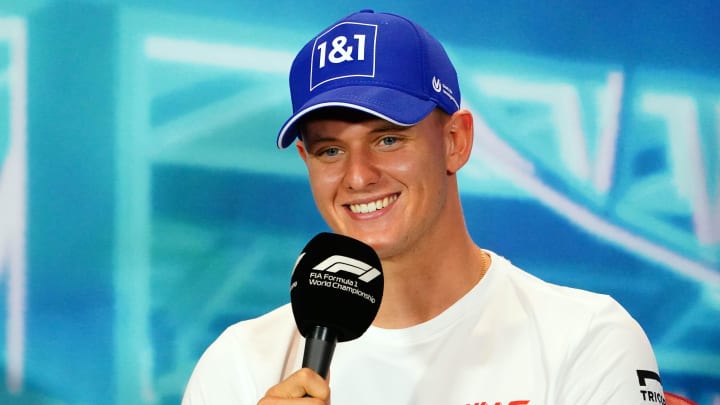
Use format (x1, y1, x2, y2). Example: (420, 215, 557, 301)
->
(302, 134, 335, 146)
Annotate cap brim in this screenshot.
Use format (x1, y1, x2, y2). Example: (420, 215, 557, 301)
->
(276, 86, 437, 149)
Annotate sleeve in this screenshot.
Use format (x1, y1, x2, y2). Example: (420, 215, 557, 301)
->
(181, 328, 258, 405)
(556, 297, 665, 405)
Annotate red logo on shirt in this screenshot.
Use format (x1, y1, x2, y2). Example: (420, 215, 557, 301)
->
(465, 401, 530, 405)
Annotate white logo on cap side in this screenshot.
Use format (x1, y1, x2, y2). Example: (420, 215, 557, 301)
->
(431, 76, 460, 109)
(432, 76, 442, 93)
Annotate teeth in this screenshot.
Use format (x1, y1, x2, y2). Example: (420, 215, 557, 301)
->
(350, 195, 397, 214)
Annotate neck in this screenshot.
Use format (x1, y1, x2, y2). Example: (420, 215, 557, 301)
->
(372, 228, 490, 329)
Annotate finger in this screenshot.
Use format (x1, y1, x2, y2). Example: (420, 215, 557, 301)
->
(302, 369, 331, 400)
(263, 368, 330, 401)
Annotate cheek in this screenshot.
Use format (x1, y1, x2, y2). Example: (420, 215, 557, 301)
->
(307, 165, 341, 202)
(387, 148, 445, 179)
(401, 149, 449, 201)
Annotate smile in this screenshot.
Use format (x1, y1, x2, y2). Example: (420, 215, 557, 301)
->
(348, 194, 398, 214)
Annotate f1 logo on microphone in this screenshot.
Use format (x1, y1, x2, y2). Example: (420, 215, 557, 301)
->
(313, 255, 381, 282)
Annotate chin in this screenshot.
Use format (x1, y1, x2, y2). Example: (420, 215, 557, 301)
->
(362, 237, 397, 259)
(342, 230, 382, 248)
(334, 228, 398, 256)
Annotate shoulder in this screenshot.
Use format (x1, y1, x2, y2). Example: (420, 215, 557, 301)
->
(182, 304, 298, 404)
(487, 251, 656, 365)
(490, 252, 637, 329)
(208, 304, 297, 367)
(487, 252, 662, 403)
(227, 303, 297, 341)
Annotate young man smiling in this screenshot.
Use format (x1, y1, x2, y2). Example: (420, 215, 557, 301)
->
(183, 10, 664, 405)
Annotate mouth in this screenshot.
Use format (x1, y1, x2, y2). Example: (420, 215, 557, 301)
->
(347, 193, 399, 214)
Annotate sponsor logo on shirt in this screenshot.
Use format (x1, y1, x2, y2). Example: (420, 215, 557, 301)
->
(465, 401, 530, 405)
(638, 369, 666, 404)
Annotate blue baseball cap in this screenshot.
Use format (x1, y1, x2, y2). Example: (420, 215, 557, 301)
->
(276, 10, 461, 149)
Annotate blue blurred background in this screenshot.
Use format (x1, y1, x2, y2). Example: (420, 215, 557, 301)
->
(0, 0, 718, 404)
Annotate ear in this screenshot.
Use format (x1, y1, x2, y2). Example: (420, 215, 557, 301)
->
(296, 139, 309, 164)
(445, 109, 474, 174)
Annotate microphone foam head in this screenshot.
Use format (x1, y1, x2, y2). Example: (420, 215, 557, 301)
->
(290, 232, 383, 342)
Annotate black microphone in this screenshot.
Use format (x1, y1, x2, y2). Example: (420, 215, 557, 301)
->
(290, 232, 384, 379)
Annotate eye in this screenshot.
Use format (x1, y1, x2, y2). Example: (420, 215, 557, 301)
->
(318, 146, 341, 158)
(379, 136, 399, 147)
(313, 146, 343, 161)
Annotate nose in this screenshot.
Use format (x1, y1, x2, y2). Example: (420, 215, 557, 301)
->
(343, 149, 380, 191)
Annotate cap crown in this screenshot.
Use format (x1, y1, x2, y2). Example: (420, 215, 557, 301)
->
(277, 10, 460, 148)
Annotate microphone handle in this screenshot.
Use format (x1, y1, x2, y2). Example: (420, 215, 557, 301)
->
(302, 325, 337, 379)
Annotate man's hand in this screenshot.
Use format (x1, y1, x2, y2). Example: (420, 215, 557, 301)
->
(257, 368, 330, 404)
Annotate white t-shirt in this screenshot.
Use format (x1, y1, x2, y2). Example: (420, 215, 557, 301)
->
(182, 251, 665, 405)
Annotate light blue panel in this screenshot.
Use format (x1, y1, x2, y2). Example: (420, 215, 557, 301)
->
(0, 42, 9, 164)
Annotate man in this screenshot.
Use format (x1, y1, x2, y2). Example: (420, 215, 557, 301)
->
(183, 10, 664, 404)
